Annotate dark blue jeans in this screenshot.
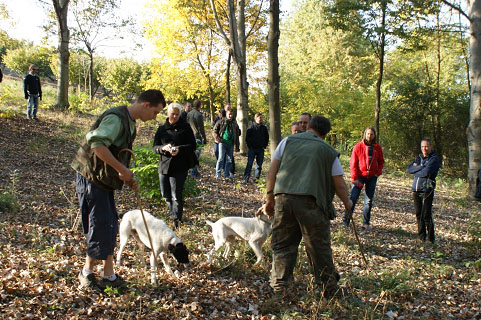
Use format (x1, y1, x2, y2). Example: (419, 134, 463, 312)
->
(243, 148, 265, 180)
(216, 143, 234, 177)
(159, 170, 188, 222)
(413, 191, 435, 242)
(76, 173, 118, 260)
(343, 176, 378, 226)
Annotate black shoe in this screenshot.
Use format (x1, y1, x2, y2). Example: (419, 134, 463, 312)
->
(99, 274, 126, 289)
(78, 272, 98, 290)
(33, 117, 39, 121)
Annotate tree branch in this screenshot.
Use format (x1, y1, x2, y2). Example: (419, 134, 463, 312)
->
(209, 0, 231, 46)
(440, 0, 471, 22)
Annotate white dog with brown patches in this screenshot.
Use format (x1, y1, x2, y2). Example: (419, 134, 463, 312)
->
(116, 210, 190, 284)
(206, 214, 272, 265)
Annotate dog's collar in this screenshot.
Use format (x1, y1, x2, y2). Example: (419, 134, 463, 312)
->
(258, 214, 271, 224)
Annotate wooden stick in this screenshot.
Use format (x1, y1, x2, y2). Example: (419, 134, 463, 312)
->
(347, 208, 369, 270)
(119, 149, 159, 277)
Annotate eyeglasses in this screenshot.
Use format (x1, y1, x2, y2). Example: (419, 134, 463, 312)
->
(299, 121, 308, 124)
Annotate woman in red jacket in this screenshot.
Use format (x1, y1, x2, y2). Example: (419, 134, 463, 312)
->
(343, 127, 384, 229)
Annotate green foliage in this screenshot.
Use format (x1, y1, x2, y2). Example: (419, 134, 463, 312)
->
(279, 0, 376, 140)
(131, 145, 162, 202)
(0, 30, 24, 64)
(3, 45, 55, 78)
(131, 145, 200, 203)
(99, 58, 147, 100)
(0, 170, 19, 214)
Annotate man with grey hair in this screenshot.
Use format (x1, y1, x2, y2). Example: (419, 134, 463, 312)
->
(258, 115, 352, 299)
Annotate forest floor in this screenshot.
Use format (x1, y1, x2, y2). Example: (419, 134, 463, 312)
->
(0, 107, 480, 319)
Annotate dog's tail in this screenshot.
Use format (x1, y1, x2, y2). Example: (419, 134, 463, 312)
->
(206, 220, 214, 228)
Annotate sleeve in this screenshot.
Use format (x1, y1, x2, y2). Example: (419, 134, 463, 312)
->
(86, 115, 123, 149)
(350, 144, 361, 181)
(152, 126, 165, 154)
(212, 121, 220, 140)
(331, 157, 344, 176)
(245, 127, 253, 149)
(376, 145, 384, 176)
(272, 137, 288, 160)
(264, 126, 269, 149)
(23, 76, 28, 98)
(199, 115, 207, 142)
(407, 157, 422, 174)
(38, 77, 42, 97)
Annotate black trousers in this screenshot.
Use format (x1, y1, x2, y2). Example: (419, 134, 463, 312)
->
(413, 191, 435, 242)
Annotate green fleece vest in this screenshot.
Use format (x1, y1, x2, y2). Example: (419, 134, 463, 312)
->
(274, 132, 339, 219)
(71, 106, 136, 191)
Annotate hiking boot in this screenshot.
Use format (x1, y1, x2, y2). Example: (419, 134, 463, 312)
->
(99, 274, 126, 289)
(78, 272, 98, 290)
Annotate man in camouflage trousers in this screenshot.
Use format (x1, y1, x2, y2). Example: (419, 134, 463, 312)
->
(258, 116, 352, 298)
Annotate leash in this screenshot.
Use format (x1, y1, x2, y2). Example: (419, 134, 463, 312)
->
(119, 149, 159, 279)
(346, 208, 369, 270)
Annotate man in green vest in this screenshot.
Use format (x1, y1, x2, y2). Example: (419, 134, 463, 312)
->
(71, 89, 166, 290)
(258, 115, 352, 299)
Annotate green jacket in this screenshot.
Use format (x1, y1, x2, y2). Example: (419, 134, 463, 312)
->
(274, 132, 339, 219)
(71, 106, 136, 191)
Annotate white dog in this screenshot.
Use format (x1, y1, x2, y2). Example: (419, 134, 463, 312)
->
(206, 214, 272, 265)
(116, 210, 190, 284)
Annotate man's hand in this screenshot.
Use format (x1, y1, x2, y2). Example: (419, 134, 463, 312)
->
(256, 199, 275, 217)
(125, 178, 139, 193)
(118, 167, 134, 183)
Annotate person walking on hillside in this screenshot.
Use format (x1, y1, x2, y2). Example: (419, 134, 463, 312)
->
(23, 64, 42, 120)
(187, 99, 207, 178)
(343, 127, 384, 229)
(408, 138, 440, 243)
(243, 113, 269, 183)
(257, 115, 352, 298)
(213, 108, 240, 179)
(153, 103, 198, 228)
(71, 89, 166, 291)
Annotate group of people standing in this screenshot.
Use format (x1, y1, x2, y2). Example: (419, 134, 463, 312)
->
(257, 112, 441, 298)
(70, 89, 442, 299)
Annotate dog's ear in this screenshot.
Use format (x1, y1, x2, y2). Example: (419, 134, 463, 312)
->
(177, 243, 189, 253)
(168, 244, 175, 253)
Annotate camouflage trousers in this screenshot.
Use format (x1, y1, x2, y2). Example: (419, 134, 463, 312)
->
(270, 194, 339, 293)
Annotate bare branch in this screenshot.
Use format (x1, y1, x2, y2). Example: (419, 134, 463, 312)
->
(440, 0, 471, 22)
(209, 0, 231, 46)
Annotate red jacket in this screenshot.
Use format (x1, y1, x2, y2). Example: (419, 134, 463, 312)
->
(350, 140, 384, 181)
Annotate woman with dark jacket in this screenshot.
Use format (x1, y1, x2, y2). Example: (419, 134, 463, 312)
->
(153, 103, 198, 227)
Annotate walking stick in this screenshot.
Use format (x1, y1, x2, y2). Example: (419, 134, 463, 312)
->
(119, 149, 158, 281)
(347, 208, 369, 270)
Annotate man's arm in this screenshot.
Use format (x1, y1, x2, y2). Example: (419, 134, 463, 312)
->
(333, 175, 353, 213)
(92, 146, 137, 192)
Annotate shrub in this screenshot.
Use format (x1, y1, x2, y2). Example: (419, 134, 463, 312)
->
(131, 145, 200, 203)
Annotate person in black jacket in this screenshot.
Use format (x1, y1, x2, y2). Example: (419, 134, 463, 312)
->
(23, 64, 42, 120)
(475, 165, 481, 200)
(153, 103, 198, 228)
(243, 113, 269, 183)
(408, 138, 440, 243)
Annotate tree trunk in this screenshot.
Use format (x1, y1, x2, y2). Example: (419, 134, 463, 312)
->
(53, 0, 70, 109)
(225, 49, 232, 105)
(267, 0, 281, 154)
(374, 0, 386, 141)
(210, 0, 250, 154)
(235, 0, 249, 155)
(468, 0, 481, 196)
(89, 52, 94, 100)
(434, 10, 443, 165)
